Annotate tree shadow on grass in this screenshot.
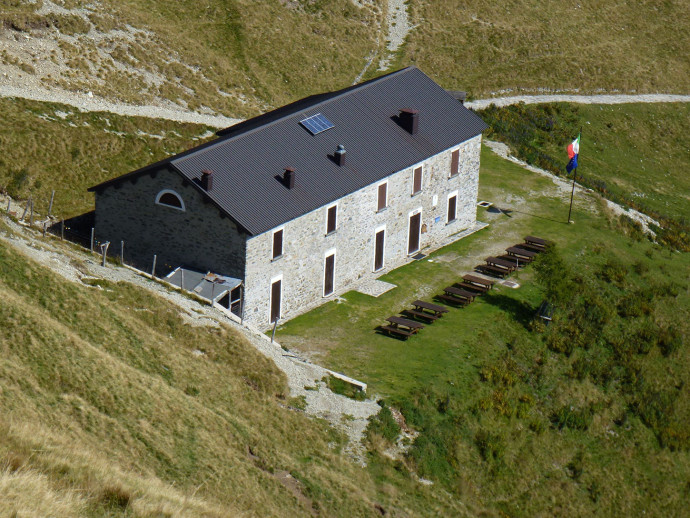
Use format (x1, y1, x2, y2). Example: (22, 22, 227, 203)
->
(481, 292, 535, 330)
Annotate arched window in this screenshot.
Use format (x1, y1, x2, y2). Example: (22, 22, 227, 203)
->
(155, 189, 185, 211)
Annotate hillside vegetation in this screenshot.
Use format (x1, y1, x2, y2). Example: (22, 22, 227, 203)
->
(277, 145, 690, 515)
(0, 218, 469, 516)
(479, 102, 690, 249)
(0, 96, 214, 218)
(1, 0, 689, 116)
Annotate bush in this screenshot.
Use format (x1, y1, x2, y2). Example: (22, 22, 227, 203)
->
(551, 404, 593, 431)
(474, 429, 505, 462)
(367, 402, 400, 443)
(657, 325, 682, 357)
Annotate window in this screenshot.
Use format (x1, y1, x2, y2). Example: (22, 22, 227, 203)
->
(155, 189, 185, 211)
(270, 275, 282, 323)
(272, 228, 283, 259)
(450, 149, 460, 177)
(447, 191, 458, 223)
(326, 204, 337, 234)
(377, 182, 387, 211)
(374, 226, 385, 272)
(324, 250, 336, 296)
(412, 167, 422, 195)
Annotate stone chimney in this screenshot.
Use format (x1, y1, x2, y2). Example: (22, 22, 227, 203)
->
(283, 167, 295, 189)
(334, 144, 346, 166)
(201, 169, 213, 191)
(398, 108, 419, 135)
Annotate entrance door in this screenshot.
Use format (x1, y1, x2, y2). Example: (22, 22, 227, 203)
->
(324, 253, 335, 296)
(408, 212, 421, 254)
(270, 279, 281, 323)
(374, 229, 385, 271)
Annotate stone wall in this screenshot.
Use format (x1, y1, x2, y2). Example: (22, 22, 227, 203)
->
(242, 135, 482, 328)
(94, 168, 247, 278)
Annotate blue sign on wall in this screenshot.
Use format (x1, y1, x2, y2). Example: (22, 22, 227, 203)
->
(434, 216, 441, 223)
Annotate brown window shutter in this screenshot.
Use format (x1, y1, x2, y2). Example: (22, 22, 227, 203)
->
(327, 206, 337, 234)
(324, 254, 335, 296)
(413, 167, 422, 194)
(272, 229, 283, 259)
(377, 183, 387, 211)
(451, 150, 459, 177)
(270, 280, 281, 322)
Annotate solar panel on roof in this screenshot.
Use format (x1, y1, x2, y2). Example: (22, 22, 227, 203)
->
(300, 113, 334, 135)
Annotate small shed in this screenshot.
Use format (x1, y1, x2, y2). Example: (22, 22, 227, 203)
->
(166, 268, 242, 316)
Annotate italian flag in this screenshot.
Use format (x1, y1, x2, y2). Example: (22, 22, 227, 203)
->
(566, 134, 580, 172)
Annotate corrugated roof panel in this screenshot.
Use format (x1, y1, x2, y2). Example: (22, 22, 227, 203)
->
(104, 67, 487, 236)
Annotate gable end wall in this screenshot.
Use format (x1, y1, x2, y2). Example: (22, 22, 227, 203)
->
(94, 169, 247, 278)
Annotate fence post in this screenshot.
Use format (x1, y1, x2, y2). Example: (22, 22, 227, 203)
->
(271, 318, 280, 343)
(151, 255, 157, 278)
(120, 241, 124, 265)
(60, 219, 64, 240)
(180, 269, 185, 290)
(90, 228, 95, 252)
(29, 199, 34, 227)
(42, 221, 47, 237)
(6, 198, 9, 213)
(101, 242, 110, 267)
(21, 197, 30, 221)
(47, 190, 55, 218)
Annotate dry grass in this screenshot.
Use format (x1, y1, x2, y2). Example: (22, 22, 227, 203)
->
(400, 0, 690, 96)
(0, 224, 463, 516)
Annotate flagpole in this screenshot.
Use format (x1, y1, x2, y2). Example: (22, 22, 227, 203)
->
(567, 127, 582, 224)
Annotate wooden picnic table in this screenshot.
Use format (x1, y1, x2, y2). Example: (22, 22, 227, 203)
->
(412, 300, 449, 315)
(443, 286, 477, 300)
(477, 264, 510, 278)
(457, 281, 488, 293)
(462, 274, 495, 289)
(524, 235, 550, 248)
(506, 246, 537, 259)
(387, 316, 425, 330)
(485, 256, 518, 270)
(381, 315, 425, 339)
(517, 242, 545, 253)
(498, 254, 530, 267)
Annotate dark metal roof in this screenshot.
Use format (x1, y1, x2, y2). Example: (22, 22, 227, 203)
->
(91, 67, 487, 236)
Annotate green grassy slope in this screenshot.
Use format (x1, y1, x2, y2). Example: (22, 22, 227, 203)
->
(277, 146, 690, 516)
(0, 97, 214, 218)
(479, 102, 690, 222)
(0, 222, 469, 516)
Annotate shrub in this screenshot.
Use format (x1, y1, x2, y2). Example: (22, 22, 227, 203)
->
(551, 404, 593, 431)
(367, 402, 400, 443)
(598, 258, 629, 286)
(657, 325, 682, 357)
(474, 430, 505, 462)
(324, 375, 365, 401)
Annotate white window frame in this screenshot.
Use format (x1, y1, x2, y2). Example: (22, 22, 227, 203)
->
(325, 202, 338, 235)
(412, 165, 423, 196)
(269, 273, 283, 323)
(323, 248, 337, 297)
(373, 224, 386, 272)
(155, 189, 185, 211)
(407, 207, 423, 255)
(376, 180, 388, 212)
(271, 226, 285, 260)
(447, 190, 459, 224)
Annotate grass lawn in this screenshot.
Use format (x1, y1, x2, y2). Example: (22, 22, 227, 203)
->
(480, 102, 690, 222)
(277, 145, 690, 515)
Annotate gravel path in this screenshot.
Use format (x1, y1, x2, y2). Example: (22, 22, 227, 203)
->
(0, 84, 241, 129)
(466, 93, 690, 110)
(0, 211, 379, 464)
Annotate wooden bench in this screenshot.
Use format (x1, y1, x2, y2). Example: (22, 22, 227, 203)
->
(402, 308, 440, 322)
(380, 325, 415, 338)
(498, 254, 529, 267)
(444, 286, 477, 300)
(477, 264, 510, 278)
(437, 293, 471, 306)
(456, 281, 489, 293)
(462, 274, 495, 290)
(485, 256, 518, 271)
(506, 246, 537, 260)
(524, 235, 551, 249)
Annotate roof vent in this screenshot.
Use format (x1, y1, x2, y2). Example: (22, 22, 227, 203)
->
(283, 167, 295, 189)
(201, 169, 213, 191)
(398, 108, 419, 135)
(334, 144, 346, 166)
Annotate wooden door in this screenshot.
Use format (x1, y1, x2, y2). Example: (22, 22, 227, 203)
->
(447, 195, 457, 222)
(270, 279, 281, 322)
(408, 213, 421, 254)
(324, 254, 335, 296)
(374, 229, 385, 271)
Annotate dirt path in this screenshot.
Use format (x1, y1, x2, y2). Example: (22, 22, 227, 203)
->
(0, 84, 241, 129)
(466, 93, 690, 110)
